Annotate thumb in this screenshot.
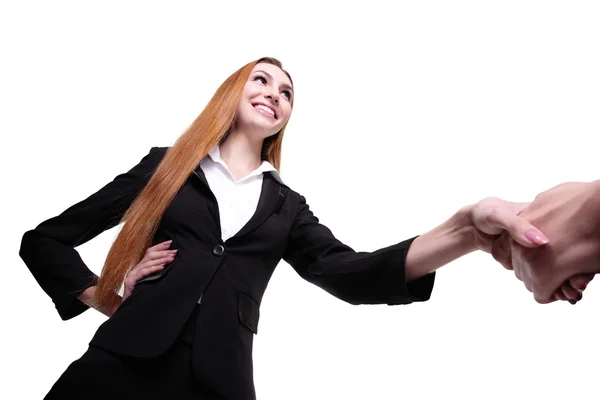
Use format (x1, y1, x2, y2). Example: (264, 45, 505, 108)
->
(493, 208, 549, 248)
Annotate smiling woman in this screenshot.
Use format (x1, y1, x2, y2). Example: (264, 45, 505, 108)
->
(19, 56, 553, 400)
(242, 67, 293, 121)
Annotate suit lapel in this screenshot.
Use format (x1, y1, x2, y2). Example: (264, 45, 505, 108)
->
(232, 172, 282, 240)
(192, 164, 286, 241)
(192, 164, 222, 229)
(192, 164, 209, 187)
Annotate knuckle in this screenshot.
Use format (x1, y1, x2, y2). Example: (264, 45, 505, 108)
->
(514, 269, 523, 281)
(534, 192, 544, 201)
(484, 206, 500, 226)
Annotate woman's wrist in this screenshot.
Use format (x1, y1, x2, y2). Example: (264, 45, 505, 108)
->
(77, 286, 121, 317)
(455, 204, 481, 252)
(405, 205, 479, 280)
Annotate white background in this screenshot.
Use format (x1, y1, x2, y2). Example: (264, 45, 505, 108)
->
(2, 1, 599, 399)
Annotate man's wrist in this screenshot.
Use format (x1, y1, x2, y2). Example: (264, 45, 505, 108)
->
(588, 180, 600, 231)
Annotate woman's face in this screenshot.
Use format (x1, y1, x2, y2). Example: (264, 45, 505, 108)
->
(234, 62, 294, 141)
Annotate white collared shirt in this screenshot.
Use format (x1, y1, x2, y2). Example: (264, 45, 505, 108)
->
(200, 145, 277, 242)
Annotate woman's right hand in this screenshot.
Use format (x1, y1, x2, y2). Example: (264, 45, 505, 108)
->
(122, 240, 178, 302)
(77, 240, 177, 317)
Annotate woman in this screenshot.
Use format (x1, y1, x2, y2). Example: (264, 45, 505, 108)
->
(20, 57, 555, 399)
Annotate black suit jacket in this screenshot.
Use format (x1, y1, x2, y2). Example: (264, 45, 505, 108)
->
(19, 146, 435, 399)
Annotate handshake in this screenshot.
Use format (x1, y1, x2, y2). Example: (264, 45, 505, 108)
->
(489, 180, 600, 304)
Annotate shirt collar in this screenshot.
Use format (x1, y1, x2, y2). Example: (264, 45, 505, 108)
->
(206, 145, 278, 182)
(207, 145, 222, 164)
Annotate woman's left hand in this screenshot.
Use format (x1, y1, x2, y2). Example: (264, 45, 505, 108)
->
(470, 197, 549, 253)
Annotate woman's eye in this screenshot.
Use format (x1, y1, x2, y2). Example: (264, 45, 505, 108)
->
(282, 90, 292, 100)
(254, 76, 267, 84)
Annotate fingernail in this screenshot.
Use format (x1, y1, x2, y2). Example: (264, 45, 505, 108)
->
(569, 299, 577, 305)
(524, 229, 549, 245)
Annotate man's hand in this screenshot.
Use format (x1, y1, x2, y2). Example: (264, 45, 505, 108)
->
(492, 181, 600, 303)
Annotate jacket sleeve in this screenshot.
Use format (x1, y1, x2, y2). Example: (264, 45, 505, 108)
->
(283, 195, 435, 305)
(19, 146, 167, 320)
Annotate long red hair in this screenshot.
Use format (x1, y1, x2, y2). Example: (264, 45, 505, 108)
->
(94, 57, 293, 310)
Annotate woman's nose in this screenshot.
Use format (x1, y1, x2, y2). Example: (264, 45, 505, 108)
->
(264, 90, 279, 104)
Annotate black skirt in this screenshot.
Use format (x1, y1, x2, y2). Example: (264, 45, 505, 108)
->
(45, 306, 224, 400)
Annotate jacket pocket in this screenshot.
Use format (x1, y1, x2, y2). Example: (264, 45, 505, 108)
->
(238, 291, 260, 334)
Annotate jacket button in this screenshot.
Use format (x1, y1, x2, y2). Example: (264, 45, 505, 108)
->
(213, 245, 225, 256)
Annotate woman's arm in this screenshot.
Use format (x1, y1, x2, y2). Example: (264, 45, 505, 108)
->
(404, 205, 477, 281)
(405, 198, 549, 281)
(76, 286, 118, 317)
(76, 240, 177, 317)
(283, 195, 547, 306)
(19, 147, 167, 320)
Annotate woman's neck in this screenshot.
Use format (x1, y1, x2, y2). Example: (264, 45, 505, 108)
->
(219, 129, 263, 180)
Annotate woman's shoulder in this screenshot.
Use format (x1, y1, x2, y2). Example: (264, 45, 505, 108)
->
(148, 146, 170, 155)
(138, 146, 169, 167)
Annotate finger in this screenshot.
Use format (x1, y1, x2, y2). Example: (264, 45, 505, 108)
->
(568, 290, 583, 305)
(144, 249, 178, 262)
(534, 293, 555, 304)
(138, 264, 165, 278)
(125, 264, 166, 289)
(490, 207, 549, 248)
(152, 254, 176, 265)
(513, 268, 523, 282)
(560, 283, 579, 301)
(142, 256, 175, 269)
(145, 240, 174, 254)
(139, 248, 177, 265)
(491, 232, 513, 270)
(569, 273, 594, 291)
(511, 245, 524, 282)
(553, 290, 566, 302)
(150, 240, 173, 249)
(127, 261, 161, 280)
(133, 254, 175, 273)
